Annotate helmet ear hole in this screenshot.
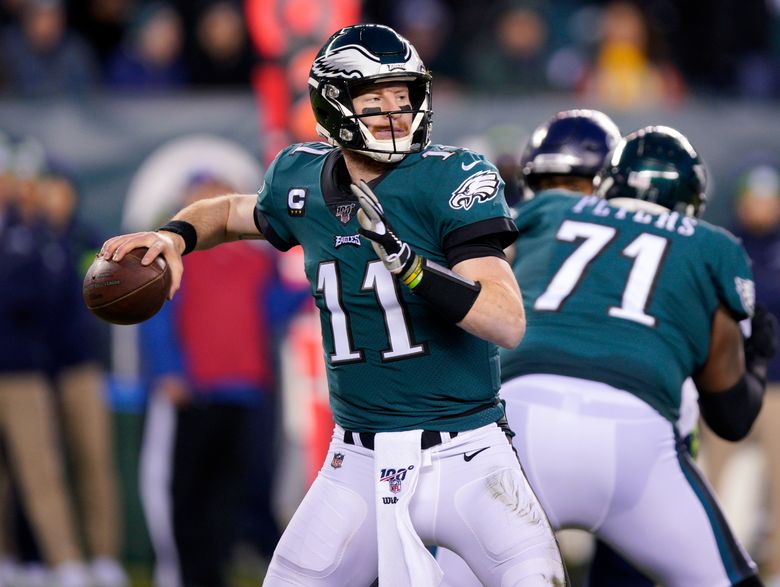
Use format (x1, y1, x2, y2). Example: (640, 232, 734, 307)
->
(324, 85, 340, 99)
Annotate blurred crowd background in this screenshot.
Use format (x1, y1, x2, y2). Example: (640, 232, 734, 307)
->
(1, 0, 780, 586)
(1, 0, 780, 99)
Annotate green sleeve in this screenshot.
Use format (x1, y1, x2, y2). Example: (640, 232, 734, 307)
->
(255, 148, 298, 250)
(424, 150, 511, 243)
(709, 228, 755, 320)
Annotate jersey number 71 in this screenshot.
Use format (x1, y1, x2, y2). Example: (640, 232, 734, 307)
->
(534, 220, 669, 327)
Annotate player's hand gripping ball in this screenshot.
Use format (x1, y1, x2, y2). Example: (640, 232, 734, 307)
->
(82, 247, 171, 325)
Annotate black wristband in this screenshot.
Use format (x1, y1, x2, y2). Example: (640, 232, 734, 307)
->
(403, 257, 481, 323)
(699, 372, 766, 442)
(158, 220, 197, 255)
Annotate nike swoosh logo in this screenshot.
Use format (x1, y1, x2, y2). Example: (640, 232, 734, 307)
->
(461, 160, 480, 171)
(463, 447, 489, 462)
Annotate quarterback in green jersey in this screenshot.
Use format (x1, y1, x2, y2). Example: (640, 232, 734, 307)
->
(100, 23, 565, 587)
(500, 126, 773, 587)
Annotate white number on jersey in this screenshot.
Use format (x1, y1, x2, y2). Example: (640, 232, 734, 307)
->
(317, 262, 363, 363)
(421, 149, 456, 160)
(317, 260, 427, 364)
(534, 220, 669, 326)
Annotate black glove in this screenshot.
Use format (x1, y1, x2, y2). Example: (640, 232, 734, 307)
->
(745, 303, 778, 382)
(351, 180, 416, 276)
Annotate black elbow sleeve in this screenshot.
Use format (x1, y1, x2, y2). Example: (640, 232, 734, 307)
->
(405, 257, 482, 323)
(698, 372, 766, 442)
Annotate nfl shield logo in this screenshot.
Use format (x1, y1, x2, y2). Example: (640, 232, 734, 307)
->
(389, 477, 402, 493)
(331, 452, 344, 469)
(335, 203, 355, 224)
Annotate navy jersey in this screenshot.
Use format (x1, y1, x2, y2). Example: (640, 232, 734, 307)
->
(256, 143, 517, 432)
(502, 192, 754, 422)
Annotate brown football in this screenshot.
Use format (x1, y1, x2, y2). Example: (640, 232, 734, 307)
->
(82, 247, 171, 325)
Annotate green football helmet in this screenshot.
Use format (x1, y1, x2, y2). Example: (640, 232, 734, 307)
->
(595, 126, 707, 217)
(308, 24, 432, 163)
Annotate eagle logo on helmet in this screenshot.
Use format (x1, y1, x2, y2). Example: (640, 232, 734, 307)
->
(449, 171, 500, 210)
(311, 44, 416, 80)
(311, 45, 383, 79)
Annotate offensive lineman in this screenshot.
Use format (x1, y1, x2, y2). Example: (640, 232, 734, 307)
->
(100, 24, 566, 587)
(498, 126, 774, 586)
(439, 112, 709, 587)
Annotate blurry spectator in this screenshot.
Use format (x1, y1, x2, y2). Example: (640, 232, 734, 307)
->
(36, 168, 103, 274)
(702, 162, 780, 585)
(68, 0, 137, 72)
(0, 130, 18, 586)
(0, 0, 99, 97)
(36, 169, 129, 587)
(5, 135, 44, 222)
(0, 0, 23, 24)
(463, 3, 553, 94)
(0, 135, 92, 587)
(139, 174, 306, 587)
(390, 0, 463, 92)
(105, 1, 187, 90)
(672, 0, 775, 98)
(577, 0, 684, 109)
(187, 1, 253, 88)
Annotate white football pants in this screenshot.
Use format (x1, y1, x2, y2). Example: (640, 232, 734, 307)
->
(439, 374, 758, 587)
(263, 422, 566, 586)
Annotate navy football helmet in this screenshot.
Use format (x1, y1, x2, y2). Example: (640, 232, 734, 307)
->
(595, 126, 707, 217)
(519, 109, 621, 195)
(308, 24, 432, 163)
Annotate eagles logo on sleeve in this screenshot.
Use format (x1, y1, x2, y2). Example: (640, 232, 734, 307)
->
(449, 170, 500, 211)
(735, 276, 756, 316)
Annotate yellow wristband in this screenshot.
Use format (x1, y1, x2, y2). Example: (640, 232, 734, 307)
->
(406, 269, 424, 289)
(402, 257, 423, 288)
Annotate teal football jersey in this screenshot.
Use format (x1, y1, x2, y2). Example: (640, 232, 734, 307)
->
(256, 142, 517, 432)
(502, 192, 755, 422)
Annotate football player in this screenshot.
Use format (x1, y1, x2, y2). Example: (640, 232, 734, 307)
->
(439, 109, 667, 587)
(100, 24, 566, 586)
(517, 108, 621, 200)
(500, 126, 773, 586)
(518, 110, 704, 587)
